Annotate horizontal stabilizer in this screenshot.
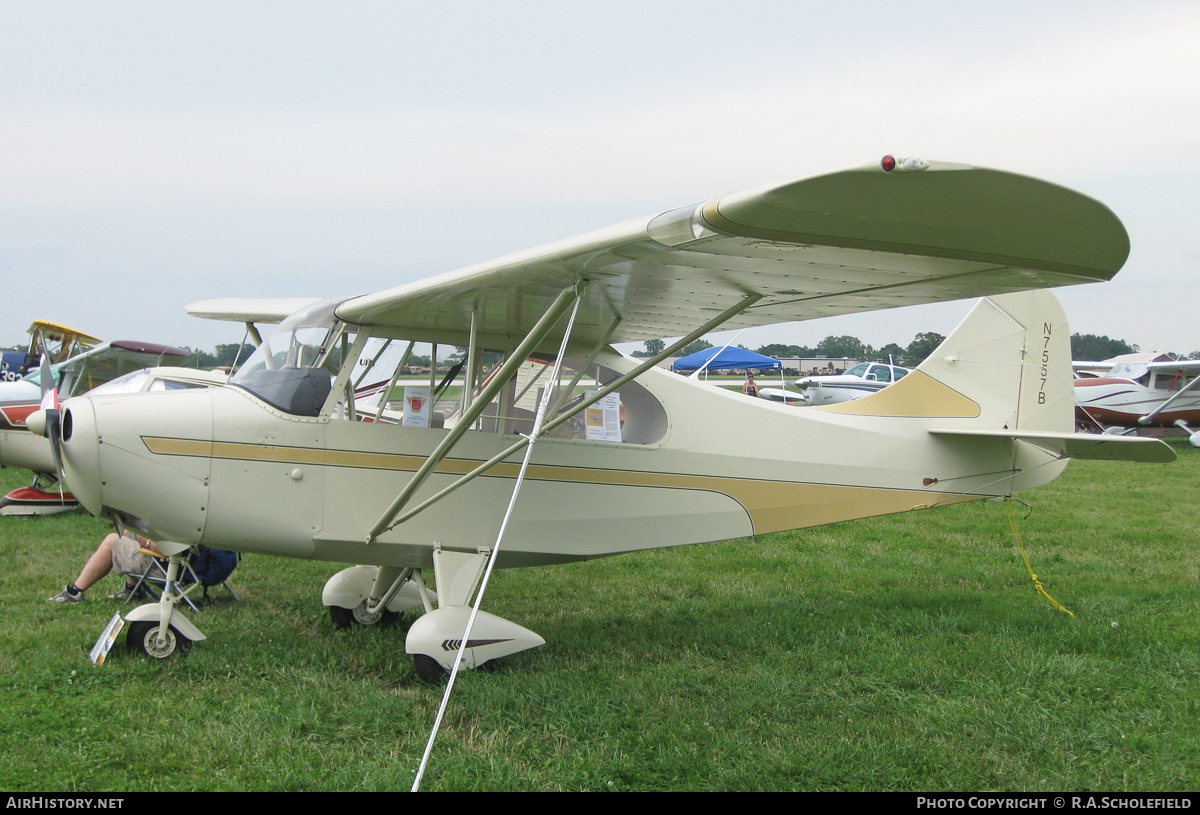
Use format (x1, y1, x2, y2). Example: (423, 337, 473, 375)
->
(928, 428, 1175, 463)
(185, 298, 325, 324)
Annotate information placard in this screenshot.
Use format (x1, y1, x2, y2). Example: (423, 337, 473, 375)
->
(89, 613, 125, 665)
(584, 391, 622, 443)
(402, 386, 432, 427)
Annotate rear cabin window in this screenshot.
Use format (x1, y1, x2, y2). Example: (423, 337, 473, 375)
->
(344, 348, 667, 445)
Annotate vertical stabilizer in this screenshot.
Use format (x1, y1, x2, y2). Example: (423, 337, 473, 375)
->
(819, 290, 1074, 435)
(915, 290, 1074, 433)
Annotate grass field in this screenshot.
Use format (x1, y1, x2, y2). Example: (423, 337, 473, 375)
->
(1, 443, 1198, 792)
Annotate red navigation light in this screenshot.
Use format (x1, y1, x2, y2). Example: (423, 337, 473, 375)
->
(881, 155, 897, 172)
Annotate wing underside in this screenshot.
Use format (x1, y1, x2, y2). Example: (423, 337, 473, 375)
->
(335, 160, 1129, 347)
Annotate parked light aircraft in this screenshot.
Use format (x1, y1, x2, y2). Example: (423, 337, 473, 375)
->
(0, 334, 191, 514)
(31, 158, 1175, 678)
(790, 362, 913, 406)
(1, 320, 98, 383)
(1074, 353, 1200, 446)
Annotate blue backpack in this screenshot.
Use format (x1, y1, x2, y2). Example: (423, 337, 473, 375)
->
(185, 547, 239, 587)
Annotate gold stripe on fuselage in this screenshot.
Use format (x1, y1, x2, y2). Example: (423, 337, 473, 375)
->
(141, 436, 981, 534)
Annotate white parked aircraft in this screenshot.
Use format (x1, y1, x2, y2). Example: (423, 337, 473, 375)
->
(792, 362, 913, 406)
(0, 326, 191, 514)
(1074, 353, 1200, 445)
(32, 158, 1174, 678)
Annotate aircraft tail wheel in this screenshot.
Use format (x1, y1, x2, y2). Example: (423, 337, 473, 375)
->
(413, 654, 448, 684)
(329, 602, 399, 629)
(126, 621, 192, 659)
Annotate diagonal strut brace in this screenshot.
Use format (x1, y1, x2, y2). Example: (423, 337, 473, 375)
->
(366, 284, 583, 543)
(377, 292, 764, 534)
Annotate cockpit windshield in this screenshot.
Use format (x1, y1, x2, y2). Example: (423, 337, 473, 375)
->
(229, 300, 342, 416)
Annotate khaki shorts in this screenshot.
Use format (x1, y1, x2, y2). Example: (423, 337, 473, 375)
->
(112, 534, 153, 577)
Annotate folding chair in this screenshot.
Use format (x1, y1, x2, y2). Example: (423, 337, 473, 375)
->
(126, 547, 240, 609)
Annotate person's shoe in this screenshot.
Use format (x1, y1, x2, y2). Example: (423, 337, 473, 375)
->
(107, 583, 147, 601)
(49, 585, 84, 604)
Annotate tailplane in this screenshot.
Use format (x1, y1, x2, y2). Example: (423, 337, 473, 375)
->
(920, 291, 1173, 462)
(821, 291, 1173, 463)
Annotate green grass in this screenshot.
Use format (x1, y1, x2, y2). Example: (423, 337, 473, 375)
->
(2, 443, 1198, 791)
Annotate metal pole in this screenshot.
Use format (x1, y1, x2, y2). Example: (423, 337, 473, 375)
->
(539, 293, 762, 437)
(464, 306, 478, 414)
(412, 294, 583, 793)
(374, 341, 414, 424)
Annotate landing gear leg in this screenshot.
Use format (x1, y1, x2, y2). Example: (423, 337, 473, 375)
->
(323, 565, 430, 629)
(124, 542, 205, 658)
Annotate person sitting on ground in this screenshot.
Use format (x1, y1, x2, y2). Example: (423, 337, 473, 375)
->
(742, 374, 760, 398)
(49, 529, 161, 604)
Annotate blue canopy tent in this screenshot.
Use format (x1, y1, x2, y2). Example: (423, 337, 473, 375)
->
(671, 345, 795, 401)
(671, 346, 781, 372)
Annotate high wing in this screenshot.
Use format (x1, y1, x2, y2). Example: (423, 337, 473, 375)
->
(1146, 360, 1200, 374)
(185, 298, 325, 325)
(27, 320, 101, 348)
(335, 159, 1129, 345)
(27, 340, 189, 398)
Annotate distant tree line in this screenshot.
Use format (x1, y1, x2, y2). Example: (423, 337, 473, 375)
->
(1069, 333, 1136, 361)
(180, 343, 249, 369)
(170, 331, 1184, 373)
(633, 331, 949, 367)
(631, 331, 1176, 368)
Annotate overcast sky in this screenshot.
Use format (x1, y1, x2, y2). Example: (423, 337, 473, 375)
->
(2, 1, 1198, 356)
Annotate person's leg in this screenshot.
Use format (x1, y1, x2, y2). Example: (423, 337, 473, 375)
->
(74, 533, 120, 591)
(49, 533, 119, 603)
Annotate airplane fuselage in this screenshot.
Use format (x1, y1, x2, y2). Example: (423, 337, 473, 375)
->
(1074, 377, 1200, 427)
(61, 345, 1064, 570)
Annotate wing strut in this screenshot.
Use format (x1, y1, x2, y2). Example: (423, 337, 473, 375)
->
(373, 341, 414, 423)
(412, 292, 584, 792)
(376, 293, 763, 535)
(1138, 374, 1200, 425)
(366, 285, 583, 543)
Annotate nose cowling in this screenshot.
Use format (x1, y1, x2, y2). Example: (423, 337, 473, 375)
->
(60, 397, 103, 515)
(61, 390, 214, 543)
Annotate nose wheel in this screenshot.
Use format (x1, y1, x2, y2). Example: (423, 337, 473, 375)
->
(127, 621, 192, 659)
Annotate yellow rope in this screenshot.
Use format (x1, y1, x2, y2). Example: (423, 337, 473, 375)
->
(1004, 497, 1074, 617)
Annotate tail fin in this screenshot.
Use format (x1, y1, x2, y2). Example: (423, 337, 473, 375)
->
(919, 290, 1074, 433)
(825, 290, 1173, 463)
(819, 290, 1073, 431)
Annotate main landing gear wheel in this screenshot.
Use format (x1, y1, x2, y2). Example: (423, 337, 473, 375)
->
(413, 654, 448, 684)
(126, 621, 192, 659)
(329, 601, 399, 629)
